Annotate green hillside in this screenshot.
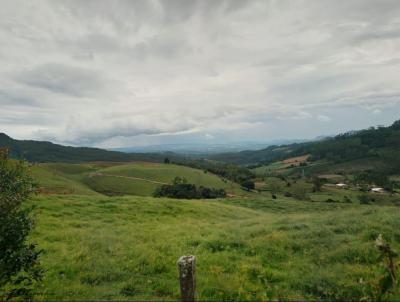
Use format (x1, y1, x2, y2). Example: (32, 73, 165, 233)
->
(32, 162, 245, 197)
(210, 120, 400, 176)
(30, 194, 400, 301)
(0, 133, 176, 163)
(31, 165, 99, 195)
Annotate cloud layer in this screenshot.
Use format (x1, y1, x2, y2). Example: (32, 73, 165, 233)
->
(1, 0, 400, 146)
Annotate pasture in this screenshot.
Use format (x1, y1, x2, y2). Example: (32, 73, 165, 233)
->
(24, 161, 400, 301)
(31, 162, 245, 197)
(29, 194, 400, 301)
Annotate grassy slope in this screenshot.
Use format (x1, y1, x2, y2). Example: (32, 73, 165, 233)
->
(30, 165, 99, 196)
(32, 162, 245, 197)
(85, 163, 243, 196)
(30, 194, 400, 301)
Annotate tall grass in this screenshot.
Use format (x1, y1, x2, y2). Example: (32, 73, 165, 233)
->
(30, 194, 400, 301)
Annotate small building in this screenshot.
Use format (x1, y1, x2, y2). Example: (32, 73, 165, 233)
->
(371, 187, 385, 193)
(336, 183, 348, 188)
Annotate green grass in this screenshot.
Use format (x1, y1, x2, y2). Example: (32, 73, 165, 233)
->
(82, 174, 159, 196)
(29, 194, 400, 301)
(31, 162, 245, 197)
(252, 162, 287, 176)
(30, 165, 99, 195)
(25, 161, 400, 300)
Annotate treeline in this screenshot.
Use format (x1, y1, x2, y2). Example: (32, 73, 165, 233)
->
(353, 171, 395, 192)
(171, 158, 255, 187)
(295, 121, 400, 173)
(153, 177, 226, 199)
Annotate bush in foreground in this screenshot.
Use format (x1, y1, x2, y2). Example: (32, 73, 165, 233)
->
(0, 148, 42, 300)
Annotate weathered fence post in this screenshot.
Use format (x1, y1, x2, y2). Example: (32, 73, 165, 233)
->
(177, 255, 196, 302)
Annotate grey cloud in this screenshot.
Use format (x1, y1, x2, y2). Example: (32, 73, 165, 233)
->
(51, 114, 201, 145)
(1, 0, 400, 145)
(16, 64, 105, 97)
(354, 26, 400, 42)
(0, 89, 41, 107)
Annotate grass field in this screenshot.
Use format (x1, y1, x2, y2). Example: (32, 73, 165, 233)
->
(29, 194, 400, 301)
(31, 165, 99, 195)
(24, 161, 400, 300)
(31, 162, 245, 197)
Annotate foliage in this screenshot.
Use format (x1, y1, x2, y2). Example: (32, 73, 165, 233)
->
(0, 148, 42, 300)
(373, 234, 398, 300)
(173, 158, 255, 184)
(312, 176, 322, 192)
(358, 195, 375, 205)
(354, 171, 394, 191)
(240, 180, 255, 191)
(153, 177, 226, 199)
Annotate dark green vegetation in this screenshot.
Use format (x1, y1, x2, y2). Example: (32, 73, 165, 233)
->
(154, 177, 226, 199)
(0, 149, 42, 300)
(173, 158, 255, 186)
(211, 120, 400, 177)
(0, 133, 174, 163)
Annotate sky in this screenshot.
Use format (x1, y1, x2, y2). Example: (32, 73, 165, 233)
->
(1, 0, 400, 148)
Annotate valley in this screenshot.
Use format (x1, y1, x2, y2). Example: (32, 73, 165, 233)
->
(2, 121, 400, 301)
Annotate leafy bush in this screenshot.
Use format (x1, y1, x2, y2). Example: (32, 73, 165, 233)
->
(240, 180, 255, 191)
(153, 177, 226, 199)
(0, 148, 42, 300)
(358, 195, 375, 204)
(173, 158, 255, 184)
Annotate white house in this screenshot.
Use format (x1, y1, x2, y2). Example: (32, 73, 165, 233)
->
(371, 187, 384, 193)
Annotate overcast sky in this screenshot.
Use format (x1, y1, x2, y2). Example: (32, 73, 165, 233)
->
(1, 0, 400, 147)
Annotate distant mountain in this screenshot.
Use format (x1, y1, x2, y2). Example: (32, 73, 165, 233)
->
(111, 139, 308, 154)
(0, 133, 177, 163)
(209, 120, 400, 175)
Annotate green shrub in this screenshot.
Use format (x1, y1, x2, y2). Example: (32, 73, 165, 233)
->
(154, 177, 226, 199)
(241, 180, 255, 191)
(0, 148, 43, 300)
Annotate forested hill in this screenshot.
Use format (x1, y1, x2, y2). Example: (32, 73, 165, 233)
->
(209, 120, 400, 172)
(0, 133, 173, 163)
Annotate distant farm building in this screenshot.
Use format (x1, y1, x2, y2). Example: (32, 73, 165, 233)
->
(371, 187, 384, 193)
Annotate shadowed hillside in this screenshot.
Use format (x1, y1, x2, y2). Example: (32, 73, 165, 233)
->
(0, 133, 177, 163)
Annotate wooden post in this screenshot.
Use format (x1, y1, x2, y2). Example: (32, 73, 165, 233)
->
(177, 255, 196, 302)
